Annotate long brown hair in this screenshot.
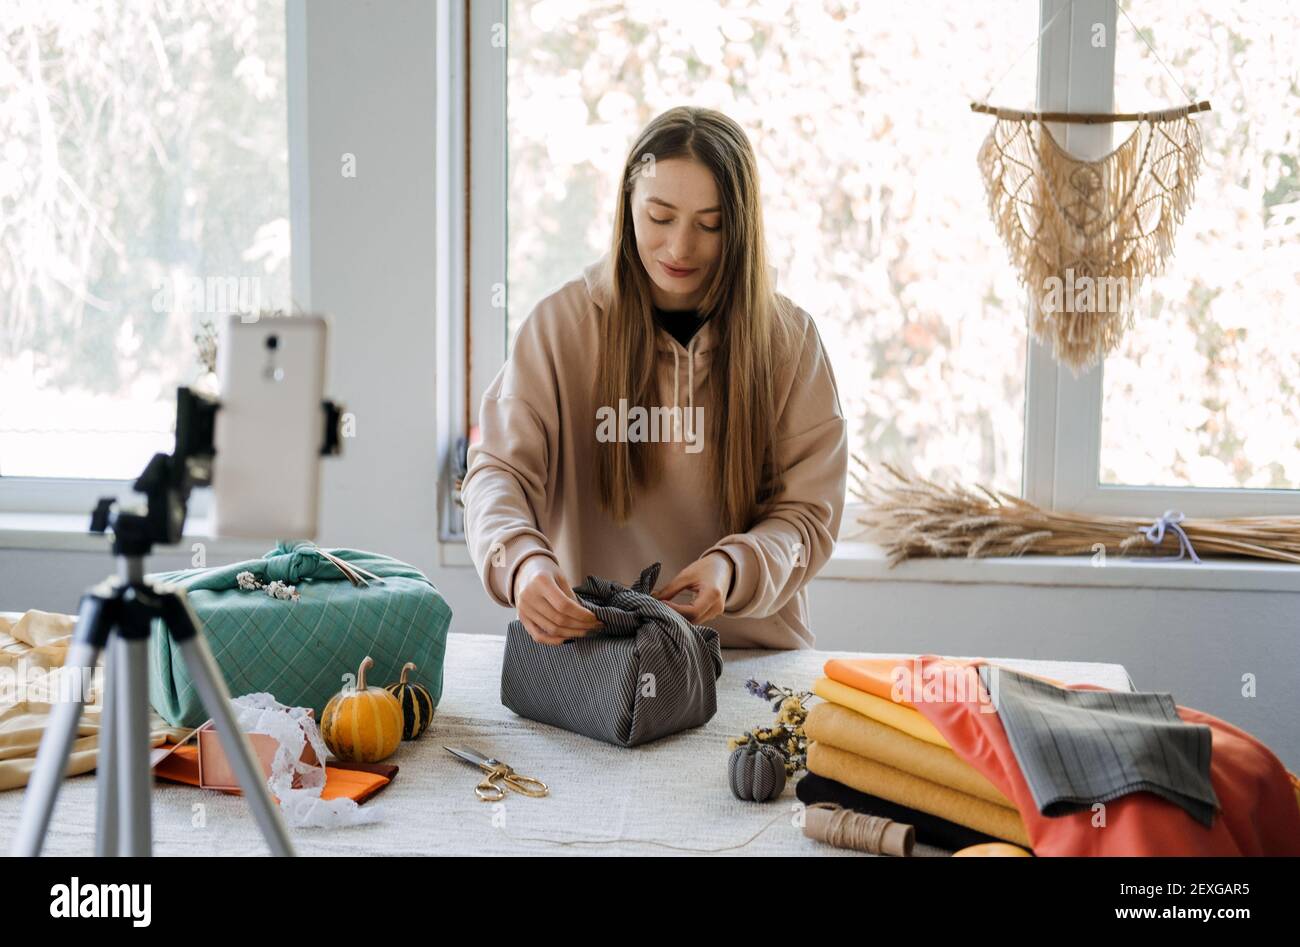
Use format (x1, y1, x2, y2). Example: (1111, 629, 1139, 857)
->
(594, 106, 794, 535)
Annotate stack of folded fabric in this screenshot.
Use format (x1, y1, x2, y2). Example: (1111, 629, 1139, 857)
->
(949, 659, 1300, 855)
(803, 654, 1300, 856)
(799, 658, 1032, 851)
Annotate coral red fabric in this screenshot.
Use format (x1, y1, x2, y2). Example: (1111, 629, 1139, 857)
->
(852, 655, 1300, 856)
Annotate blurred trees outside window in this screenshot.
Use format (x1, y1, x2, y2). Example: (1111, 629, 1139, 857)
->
(0, 0, 290, 479)
(507, 0, 1299, 495)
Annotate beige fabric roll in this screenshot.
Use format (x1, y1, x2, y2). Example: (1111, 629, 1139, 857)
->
(805, 700, 1014, 809)
(0, 610, 189, 792)
(807, 740, 1031, 848)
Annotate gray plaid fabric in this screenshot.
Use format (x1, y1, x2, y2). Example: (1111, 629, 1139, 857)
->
(501, 563, 723, 747)
(979, 665, 1219, 827)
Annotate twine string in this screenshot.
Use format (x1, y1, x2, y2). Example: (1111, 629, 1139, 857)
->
(1138, 509, 1202, 563)
(819, 804, 895, 853)
(497, 801, 911, 855)
(301, 542, 385, 587)
(499, 806, 794, 854)
(981, 0, 1201, 111)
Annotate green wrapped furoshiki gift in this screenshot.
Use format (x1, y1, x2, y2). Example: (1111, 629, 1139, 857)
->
(147, 540, 452, 728)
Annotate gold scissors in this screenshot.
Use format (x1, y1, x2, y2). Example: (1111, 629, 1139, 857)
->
(443, 745, 549, 802)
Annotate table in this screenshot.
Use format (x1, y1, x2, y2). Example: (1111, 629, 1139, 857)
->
(0, 632, 1132, 856)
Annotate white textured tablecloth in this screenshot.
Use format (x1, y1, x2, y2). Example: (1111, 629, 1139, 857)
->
(0, 632, 1131, 857)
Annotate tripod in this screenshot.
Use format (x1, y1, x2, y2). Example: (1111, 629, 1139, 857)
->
(11, 388, 294, 856)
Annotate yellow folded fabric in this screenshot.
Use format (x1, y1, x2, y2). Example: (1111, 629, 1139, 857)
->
(0, 610, 188, 792)
(807, 740, 1031, 847)
(805, 700, 1014, 809)
(813, 676, 950, 749)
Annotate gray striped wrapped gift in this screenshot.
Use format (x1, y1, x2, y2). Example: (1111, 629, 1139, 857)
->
(501, 563, 723, 747)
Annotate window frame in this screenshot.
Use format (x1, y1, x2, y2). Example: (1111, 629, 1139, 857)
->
(0, 0, 288, 524)
(0, 478, 212, 518)
(464, 0, 509, 424)
(8, 1, 1295, 529)
(467, 0, 1300, 523)
(435, 0, 507, 544)
(1027, 0, 1300, 517)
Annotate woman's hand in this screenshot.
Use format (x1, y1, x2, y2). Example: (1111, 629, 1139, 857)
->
(653, 552, 734, 624)
(512, 556, 602, 646)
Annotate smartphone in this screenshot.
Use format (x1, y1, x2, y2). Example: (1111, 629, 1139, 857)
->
(211, 314, 328, 540)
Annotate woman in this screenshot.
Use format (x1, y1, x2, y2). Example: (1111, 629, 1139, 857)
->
(463, 106, 847, 649)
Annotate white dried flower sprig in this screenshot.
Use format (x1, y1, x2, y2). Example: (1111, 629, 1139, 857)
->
(236, 570, 301, 602)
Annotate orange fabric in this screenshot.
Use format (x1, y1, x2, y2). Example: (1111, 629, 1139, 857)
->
(825, 656, 1067, 703)
(892, 655, 1300, 856)
(154, 744, 390, 804)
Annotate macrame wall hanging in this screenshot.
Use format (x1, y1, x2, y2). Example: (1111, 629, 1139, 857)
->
(971, 1, 1211, 374)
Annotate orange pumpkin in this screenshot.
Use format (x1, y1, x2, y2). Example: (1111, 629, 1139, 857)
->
(320, 656, 403, 762)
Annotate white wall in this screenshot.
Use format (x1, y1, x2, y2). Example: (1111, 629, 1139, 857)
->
(298, 0, 442, 568)
(1, 0, 1296, 776)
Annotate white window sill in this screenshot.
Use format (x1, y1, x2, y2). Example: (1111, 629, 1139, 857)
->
(817, 539, 1300, 593)
(438, 536, 1300, 594)
(6, 515, 1299, 594)
(0, 511, 272, 560)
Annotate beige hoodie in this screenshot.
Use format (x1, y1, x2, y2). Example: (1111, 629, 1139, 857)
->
(461, 253, 848, 649)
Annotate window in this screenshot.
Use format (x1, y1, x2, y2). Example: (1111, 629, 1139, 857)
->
(0, 1, 290, 491)
(1100, 2, 1300, 492)
(461, 0, 1300, 526)
(1029, 0, 1300, 517)
(501, 0, 1037, 496)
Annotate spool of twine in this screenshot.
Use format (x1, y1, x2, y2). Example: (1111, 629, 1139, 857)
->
(802, 802, 914, 856)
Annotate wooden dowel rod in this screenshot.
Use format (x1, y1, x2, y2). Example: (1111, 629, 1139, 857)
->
(970, 100, 1211, 124)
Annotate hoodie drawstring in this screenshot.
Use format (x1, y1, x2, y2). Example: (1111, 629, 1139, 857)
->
(668, 339, 697, 448)
(671, 344, 680, 432)
(685, 336, 696, 443)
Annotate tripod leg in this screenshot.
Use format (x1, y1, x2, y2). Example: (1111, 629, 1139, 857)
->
(117, 637, 154, 856)
(159, 587, 293, 856)
(95, 636, 120, 857)
(10, 589, 113, 857)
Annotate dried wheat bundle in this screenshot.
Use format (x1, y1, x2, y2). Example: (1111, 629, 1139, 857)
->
(850, 457, 1300, 568)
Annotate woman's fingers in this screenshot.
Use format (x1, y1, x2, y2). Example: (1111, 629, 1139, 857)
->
(520, 612, 567, 646)
(540, 575, 602, 628)
(662, 599, 696, 620)
(515, 573, 600, 640)
(655, 556, 730, 622)
(514, 565, 599, 639)
(529, 594, 599, 636)
(653, 574, 693, 602)
(663, 590, 723, 624)
(520, 594, 585, 639)
(523, 561, 722, 638)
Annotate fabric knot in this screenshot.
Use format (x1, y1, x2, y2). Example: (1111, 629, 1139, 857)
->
(261, 540, 324, 583)
(579, 562, 662, 600)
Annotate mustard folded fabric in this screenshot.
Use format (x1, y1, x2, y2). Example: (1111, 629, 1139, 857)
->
(0, 610, 188, 792)
(807, 741, 1031, 847)
(805, 700, 1014, 809)
(813, 676, 950, 749)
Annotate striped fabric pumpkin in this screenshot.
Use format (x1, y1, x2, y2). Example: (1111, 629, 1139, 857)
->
(728, 742, 787, 802)
(384, 661, 435, 740)
(321, 656, 404, 762)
